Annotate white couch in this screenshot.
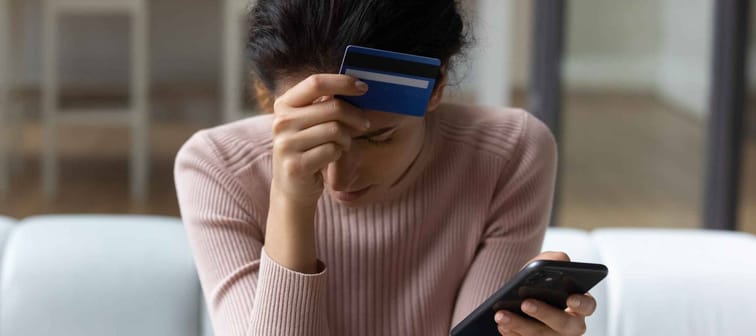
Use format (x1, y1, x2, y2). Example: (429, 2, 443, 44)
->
(0, 215, 754, 336)
(0, 215, 212, 336)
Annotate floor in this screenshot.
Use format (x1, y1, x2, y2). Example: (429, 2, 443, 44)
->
(1, 91, 754, 234)
(558, 92, 755, 234)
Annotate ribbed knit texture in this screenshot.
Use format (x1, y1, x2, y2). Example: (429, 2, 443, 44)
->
(174, 103, 557, 336)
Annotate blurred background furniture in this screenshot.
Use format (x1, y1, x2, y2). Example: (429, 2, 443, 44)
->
(0, 0, 23, 198)
(0, 215, 212, 336)
(0, 0, 11, 195)
(592, 228, 756, 335)
(1, 0, 754, 234)
(222, 0, 257, 122)
(0, 214, 753, 336)
(543, 227, 756, 336)
(40, 0, 150, 202)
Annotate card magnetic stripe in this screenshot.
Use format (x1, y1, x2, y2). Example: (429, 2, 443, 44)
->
(343, 51, 440, 80)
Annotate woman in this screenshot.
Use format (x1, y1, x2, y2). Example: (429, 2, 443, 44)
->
(175, 1, 597, 335)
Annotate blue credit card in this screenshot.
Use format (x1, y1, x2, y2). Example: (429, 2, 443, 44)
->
(337, 45, 441, 117)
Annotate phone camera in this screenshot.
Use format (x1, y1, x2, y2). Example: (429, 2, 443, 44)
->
(539, 271, 563, 288)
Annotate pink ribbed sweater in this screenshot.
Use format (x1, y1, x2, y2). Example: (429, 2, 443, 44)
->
(174, 103, 557, 336)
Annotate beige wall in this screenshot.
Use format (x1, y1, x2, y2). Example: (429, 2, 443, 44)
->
(512, 0, 665, 91)
(515, 0, 715, 118)
(511, 0, 531, 89)
(564, 0, 663, 91)
(657, 0, 712, 118)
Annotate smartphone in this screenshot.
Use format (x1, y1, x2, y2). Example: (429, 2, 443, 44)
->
(449, 260, 608, 336)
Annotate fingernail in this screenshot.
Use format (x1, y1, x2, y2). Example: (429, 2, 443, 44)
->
(569, 297, 582, 308)
(364, 120, 371, 129)
(494, 312, 510, 324)
(355, 80, 368, 92)
(522, 301, 538, 313)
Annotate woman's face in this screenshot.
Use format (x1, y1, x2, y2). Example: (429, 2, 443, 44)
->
(322, 107, 426, 206)
(274, 75, 446, 206)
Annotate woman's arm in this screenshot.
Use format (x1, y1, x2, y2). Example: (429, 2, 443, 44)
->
(450, 113, 558, 324)
(264, 192, 319, 273)
(176, 133, 331, 336)
(176, 74, 370, 336)
(449, 113, 597, 336)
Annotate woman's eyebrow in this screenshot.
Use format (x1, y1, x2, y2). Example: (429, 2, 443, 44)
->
(354, 125, 398, 139)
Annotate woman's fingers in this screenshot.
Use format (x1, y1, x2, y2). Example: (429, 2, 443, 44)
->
(520, 299, 587, 335)
(537, 251, 571, 262)
(285, 121, 353, 152)
(565, 293, 597, 317)
(277, 74, 369, 108)
(298, 142, 344, 175)
(275, 98, 370, 135)
(495, 310, 557, 336)
(275, 121, 351, 178)
(521, 251, 571, 270)
(268, 74, 370, 205)
(497, 327, 523, 336)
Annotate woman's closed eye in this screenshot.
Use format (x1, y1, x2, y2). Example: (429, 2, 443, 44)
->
(364, 133, 394, 145)
(354, 126, 397, 145)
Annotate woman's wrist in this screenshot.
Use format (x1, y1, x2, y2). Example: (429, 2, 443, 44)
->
(264, 186, 320, 273)
(269, 182, 320, 213)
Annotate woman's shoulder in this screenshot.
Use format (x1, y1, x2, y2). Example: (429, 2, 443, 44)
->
(433, 103, 555, 160)
(176, 113, 275, 171)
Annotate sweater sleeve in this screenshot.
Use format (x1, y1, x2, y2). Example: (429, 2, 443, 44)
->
(449, 114, 558, 326)
(174, 132, 330, 336)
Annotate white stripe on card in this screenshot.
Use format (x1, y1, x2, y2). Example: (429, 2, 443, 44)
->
(345, 68, 430, 89)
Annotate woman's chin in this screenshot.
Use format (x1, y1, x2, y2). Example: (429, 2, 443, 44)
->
(328, 185, 374, 206)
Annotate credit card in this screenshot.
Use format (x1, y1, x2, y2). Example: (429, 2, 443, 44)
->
(337, 45, 441, 117)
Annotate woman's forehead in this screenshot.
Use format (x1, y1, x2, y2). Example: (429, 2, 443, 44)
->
(364, 109, 418, 128)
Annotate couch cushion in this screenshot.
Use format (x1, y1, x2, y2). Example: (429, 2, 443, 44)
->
(202, 295, 214, 336)
(0, 216, 14, 244)
(0, 215, 203, 336)
(0, 215, 16, 269)
(543, 227, 603, 262)
(543, 227, 608, 336)
(0, 215, 15, 306)
(0, 216, 14, 229)
(592, 228, 756, 336)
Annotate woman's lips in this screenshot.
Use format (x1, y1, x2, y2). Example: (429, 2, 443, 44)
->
(331, 185, 373, 202)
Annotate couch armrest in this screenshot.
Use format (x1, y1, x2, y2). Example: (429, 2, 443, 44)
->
(0, 215, 204, 336)
(592, 228, 756, 336)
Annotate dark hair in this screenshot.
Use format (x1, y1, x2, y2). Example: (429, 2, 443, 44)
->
(246, 0, 468, 93)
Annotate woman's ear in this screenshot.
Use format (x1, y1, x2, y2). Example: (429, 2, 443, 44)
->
(253, 79, 275, 113)
(427, 67, 448, 112)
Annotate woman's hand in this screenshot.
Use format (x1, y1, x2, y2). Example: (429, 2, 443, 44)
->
(495, 252, 597, 336)
(270, 74, 370, 207)
(263, 74, 370, 273)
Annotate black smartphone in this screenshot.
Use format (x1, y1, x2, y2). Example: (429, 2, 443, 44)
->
(449, 260, 608, 336)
